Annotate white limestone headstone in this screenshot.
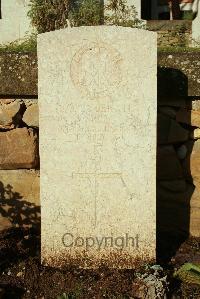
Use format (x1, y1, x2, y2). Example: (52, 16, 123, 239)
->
(192, 2, 200, 46)
(0, 0, 33, 44)
(38, 26, 157, 268)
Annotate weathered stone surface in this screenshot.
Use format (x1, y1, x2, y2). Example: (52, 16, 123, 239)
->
(157, 146, 183, 180)
(188, 178, 200, 237)
(24, 99, 38, 107)
(176, 109, 200, 127)
(38, 26, 157, 268)
(190, 99, 200, 111)
(0, 99, 15, 105)
(0, 100, 23, 129)
(147, 20, 192, 48)
(158, 114, 189, 145)
(1, 51, 199, 97)
(192, 128, 200, 139)
(158, 52, 200, 97)
(0, 0, 32, 45)
(0, 170, 40, 231)
(0, 53, 37, 96)
(0, 128, 39, 169)
(190, 208, 200, 237)
(23, 102, 39, 128)
(132, 272, 168, 299)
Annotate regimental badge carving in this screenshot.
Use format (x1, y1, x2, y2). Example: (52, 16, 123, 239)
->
(70, 42, 122, 99)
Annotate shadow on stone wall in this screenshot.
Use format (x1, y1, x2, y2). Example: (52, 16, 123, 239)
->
(0, 182, 40, 230)
(157, 67, 195, 263)
(158, 67, 189, 98)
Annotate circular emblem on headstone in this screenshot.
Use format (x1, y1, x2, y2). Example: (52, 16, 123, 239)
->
(70, 43, 122, 99)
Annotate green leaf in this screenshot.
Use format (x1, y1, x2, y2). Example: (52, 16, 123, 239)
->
(174, 263, 200, 286)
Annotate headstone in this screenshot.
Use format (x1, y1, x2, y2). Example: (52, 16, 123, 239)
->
(192, 4, 200, 46)
(38, 26, 157, 268)
(0, 0, 32, 44)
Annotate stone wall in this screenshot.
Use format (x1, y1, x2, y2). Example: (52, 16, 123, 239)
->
(1, 51, 200, 97)
(158, 52, 200, 96)
(0, 52, 200, 239)
(147, 20, 192, 47)
(0, 53, 37, 96)
(0, 99, 39, 231)
(157, 97, 200, 238)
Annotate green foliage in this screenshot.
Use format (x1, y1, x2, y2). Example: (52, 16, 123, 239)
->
(28, 0, 143, 33)
(69, 0, 103, 27)
(174, 263, 200, 286)
(28, 0, 71, 33)
(105, 0, 144, 28)
(0, 34, 37, 53)
(28, 0, 102, 33)
(182, 10, 194, 20)
(57, 293, 69, 299)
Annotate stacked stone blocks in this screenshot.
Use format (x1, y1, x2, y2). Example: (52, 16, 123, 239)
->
(0, 99, 39, 230)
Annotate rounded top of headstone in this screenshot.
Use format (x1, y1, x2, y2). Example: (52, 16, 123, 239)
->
(37, 25, 157, 41)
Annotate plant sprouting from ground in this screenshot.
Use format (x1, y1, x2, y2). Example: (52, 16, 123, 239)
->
(0, 34, 37, 52)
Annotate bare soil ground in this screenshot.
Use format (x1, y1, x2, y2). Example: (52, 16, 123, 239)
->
(0, 227, 200, 299)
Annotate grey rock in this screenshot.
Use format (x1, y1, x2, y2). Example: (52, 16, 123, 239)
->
(134, 272, 168, 299)
(143, 274, 168, 299)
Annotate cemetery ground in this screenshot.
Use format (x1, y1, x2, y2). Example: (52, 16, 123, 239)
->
(0, 227, 200, 298)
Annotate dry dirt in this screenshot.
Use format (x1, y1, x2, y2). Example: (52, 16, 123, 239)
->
(0, 227, 200, 299)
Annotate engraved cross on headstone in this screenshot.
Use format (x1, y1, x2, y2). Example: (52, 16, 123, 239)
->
(72, 172, 122, 226)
